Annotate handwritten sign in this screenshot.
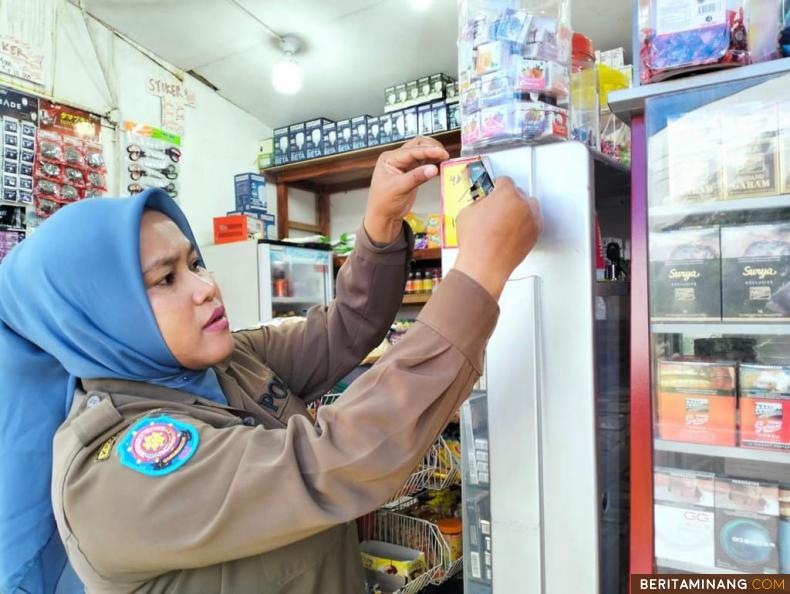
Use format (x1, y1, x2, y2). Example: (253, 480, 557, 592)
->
(146, 76, 196, 107)
(0, 36, 44, 84)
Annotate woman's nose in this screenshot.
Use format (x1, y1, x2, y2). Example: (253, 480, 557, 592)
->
(192, 269, 218, 303)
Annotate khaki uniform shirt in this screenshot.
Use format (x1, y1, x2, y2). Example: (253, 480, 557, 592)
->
(51, 227, 499, 594)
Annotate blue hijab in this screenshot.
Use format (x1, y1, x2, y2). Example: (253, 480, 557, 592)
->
(0, 189, 227, 593)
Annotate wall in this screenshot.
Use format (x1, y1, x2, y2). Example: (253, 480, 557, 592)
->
(0, 0, 270, 246)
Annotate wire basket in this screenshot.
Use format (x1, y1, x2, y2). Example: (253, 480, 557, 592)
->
(360, 511, 446, 594)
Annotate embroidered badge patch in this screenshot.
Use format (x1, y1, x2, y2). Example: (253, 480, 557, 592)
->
(117, 415, 199, 476)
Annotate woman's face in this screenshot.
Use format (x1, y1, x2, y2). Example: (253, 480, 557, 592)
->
(140, 210, 234, 369)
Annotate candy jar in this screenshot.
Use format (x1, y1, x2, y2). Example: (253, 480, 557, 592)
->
(570, 32, 599, 150)
(458, 0, 571, 154)
(598, 63, 631, 165)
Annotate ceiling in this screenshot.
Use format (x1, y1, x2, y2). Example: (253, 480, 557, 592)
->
(82, 0, 633, 128)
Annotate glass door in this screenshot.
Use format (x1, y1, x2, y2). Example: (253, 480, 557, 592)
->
(268, 244, 331, 317)
(646, 72, 790, 575)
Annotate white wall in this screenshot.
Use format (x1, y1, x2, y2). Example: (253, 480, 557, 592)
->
(0, 0, 270, 246)
(330, 178, 442, 239)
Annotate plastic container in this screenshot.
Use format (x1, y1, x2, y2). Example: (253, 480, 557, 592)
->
(458, 0, 571, 153)
(436, 518, 463, 562)
(570, 33, 599, 149)
(638, 0, 751, 84)
(598, 64, 631, 165)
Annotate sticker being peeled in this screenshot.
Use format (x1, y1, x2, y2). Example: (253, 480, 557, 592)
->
(117, 415, 199, 476)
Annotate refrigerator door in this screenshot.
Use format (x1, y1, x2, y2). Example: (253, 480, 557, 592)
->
(263, 243, 333, 320)
(200, 240, 261, 330)
(454, 143, 600, 594)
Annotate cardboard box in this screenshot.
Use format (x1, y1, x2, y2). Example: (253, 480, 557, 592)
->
(288, 122, 306, 162)
(649, 227, 722, 321)
(391, 110, 405, 143)
(321, 121, 337, 156)
(403, 106, 418, 139)
(446, 80, 459, 104)
(406, 80, 420, 107)
(225, 210, 276, 240)
(723, 102, 779, 200)
(274, 127, 290, 165)
(256, 138, 274, 169)
(715, 476, 779, 573)
(657, 360, 737, 446)
(336, 119, 352, 153)
(305, 118, 332, 160)
(418, 76, 432, 104)
(667, 112, 723, 205)
(431, 101, 448, 133)
(448, 102, 460, 130)
(739, 364, 790, 451)
(233, 173, 267, 213)
(395, 84, 408, 110)
(350, 115, 369, 151)
(384, 86, 398, 113)
(431, 73, 454, 101)
(721, 223, 790, 321)
(654, 467, 716, 569)
(379, 113, 393, 145)
(366, 116, 381, 148)
(418, 103, 433, 136)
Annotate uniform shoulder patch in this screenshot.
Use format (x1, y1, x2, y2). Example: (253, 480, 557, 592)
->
(117, 414, 199, 476)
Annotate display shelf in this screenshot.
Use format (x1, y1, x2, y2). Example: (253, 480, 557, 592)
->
(608, 57, 790, 124)
(334, 247, 441, 269)
(652, 322, 790, 336)
(402, 294, 431, 305)
(649, 194, 790, 220)
(654, 439, 790, 465)
(595, 281, 629, 297)
(656, 560, 744, 575)
(272, 296, 324, 305)
(264, 130, 461, 192)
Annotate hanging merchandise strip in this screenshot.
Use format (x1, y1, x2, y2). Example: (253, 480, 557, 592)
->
(33, 99, 107, 222)
(123, 121, 181, 200)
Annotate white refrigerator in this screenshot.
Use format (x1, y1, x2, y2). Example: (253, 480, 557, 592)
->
(201, 239, 334, 329)
(443, 143, 603, 594)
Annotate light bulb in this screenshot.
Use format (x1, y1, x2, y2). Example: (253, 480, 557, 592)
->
(409, 0, 432, 10)
(272, 56, 303, 94)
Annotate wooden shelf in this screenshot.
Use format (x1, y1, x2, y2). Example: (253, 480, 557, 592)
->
(263, 130, 461, 193)
(402, 293, 431, 305)
(334, 247, 442, 268)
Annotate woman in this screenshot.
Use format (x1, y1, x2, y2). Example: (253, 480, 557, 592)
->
(0, 138, 541, 593)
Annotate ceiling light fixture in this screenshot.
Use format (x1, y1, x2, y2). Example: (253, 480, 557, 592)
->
(272, 35, 303, 95)
(409, 0, 432, 11)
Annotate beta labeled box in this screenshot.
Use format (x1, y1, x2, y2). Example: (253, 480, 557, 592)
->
(305, 118, 333, 160)
(288, 122, 307, 162)
(654, 467, 716, 570)
(233, 173, 267, 214)
(351, 115, 370, 150)
(656, 360, 737, 447)
(336, 119, 352, 153)
(274, 127, 290, 165)
(321, 121, 338, 156)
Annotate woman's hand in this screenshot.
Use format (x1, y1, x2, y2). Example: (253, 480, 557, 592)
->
(365, 136, 449, 244)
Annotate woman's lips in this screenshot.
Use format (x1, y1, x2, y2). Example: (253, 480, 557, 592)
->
(203, 305, 228, 332)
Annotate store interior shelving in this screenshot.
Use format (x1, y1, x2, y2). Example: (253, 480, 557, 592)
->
(650, 194, 790, 220)
(652, 323, 790, 336)
(654, 439, 790, 466)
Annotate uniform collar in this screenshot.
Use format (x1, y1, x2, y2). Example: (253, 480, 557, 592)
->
(80, 376, 228, 408)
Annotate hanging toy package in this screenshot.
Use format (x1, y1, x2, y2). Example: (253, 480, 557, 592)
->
(639, 0, 751, 84)
(123, 121, 181, 200)
(458, 0, 571, 154)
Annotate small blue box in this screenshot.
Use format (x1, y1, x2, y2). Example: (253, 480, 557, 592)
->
(234, 173, 267, 213)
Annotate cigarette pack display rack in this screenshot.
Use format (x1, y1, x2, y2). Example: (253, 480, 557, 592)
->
(610, 58, 790, 577)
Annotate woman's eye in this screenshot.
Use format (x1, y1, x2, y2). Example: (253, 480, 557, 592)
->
(157, 273, 175, 287)
(190, 259, 204, 271)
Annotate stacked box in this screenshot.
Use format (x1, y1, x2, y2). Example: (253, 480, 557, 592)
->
(723, 102, 779, 200)
(288, 122, 307, 162)
(432, 101, 448, 133)
(721, 223, 790, 321)
(351, 116, 370, 151)
(391, 111, 405, 143)
(649, 227, 722, 321)
(715, 477, 779, 573)
(654, 467, 716, 570)
(336, 119, 352, 153)
(322, 121, 338, 156)
(403, 107, 418, 139)
(233, 173, 267, 214)
(305, 118, 333, 160)
(256, 138, 274, 169)
(366, 116, 381, 148)
(418, 104, 433, 136)
(657, 360, 737, 446)
(379, 113, 393, 145)
(448, 102, 460, 130)
(274, 127, 290, 165)
(739, 364, 790, 451)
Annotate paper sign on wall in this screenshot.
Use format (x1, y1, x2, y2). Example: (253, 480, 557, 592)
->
(0, 0, 54, 87)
